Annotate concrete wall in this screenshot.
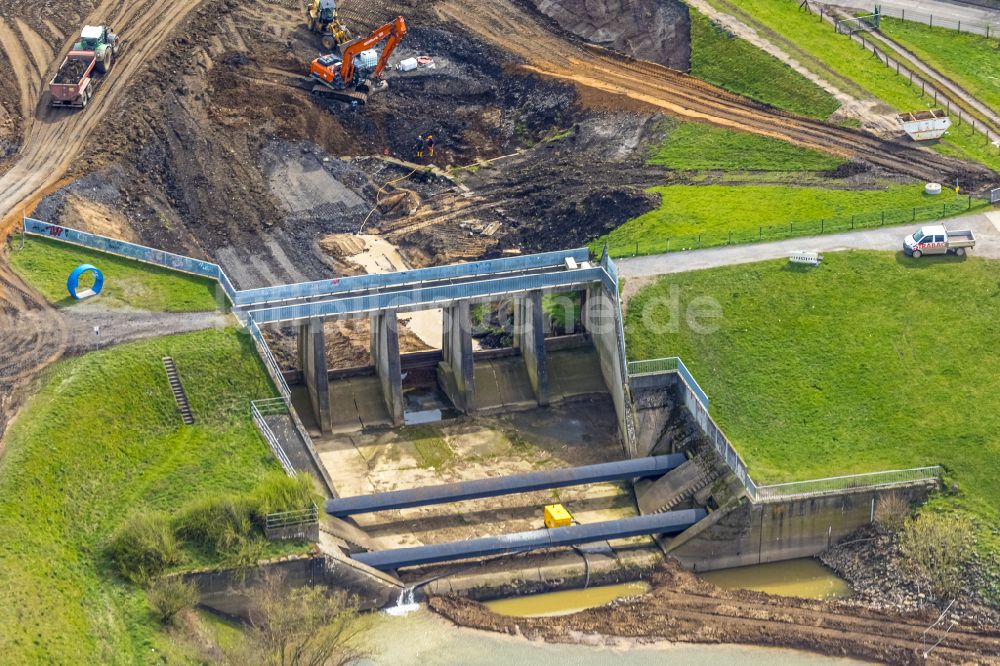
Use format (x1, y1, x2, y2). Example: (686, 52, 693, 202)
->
(670, 484, 935, 572)
(298, 318, 332, 433)
(516, 290, 549, 406)
(371, 311, 404, 425)
(583, 284, 630, 455)
(184, 550, 404, 617)
(440, 301, 475, 411)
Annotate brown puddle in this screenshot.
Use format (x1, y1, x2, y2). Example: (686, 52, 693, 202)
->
(484, 581, 650, 617)
(700, 558, 852, 600)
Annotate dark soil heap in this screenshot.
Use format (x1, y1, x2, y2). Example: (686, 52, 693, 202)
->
(532, 0, 692, 71)
(52, 57, 91, 85)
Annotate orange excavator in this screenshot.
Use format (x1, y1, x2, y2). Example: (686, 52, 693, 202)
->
(308, 16, 406, 105)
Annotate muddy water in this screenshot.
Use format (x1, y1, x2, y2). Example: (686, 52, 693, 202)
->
(484, 581, 650, 617)
(701, 558, 852, 600)
(362, 609, 865, 665)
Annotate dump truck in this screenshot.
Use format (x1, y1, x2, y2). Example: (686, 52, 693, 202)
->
(903, 224, 976, 258)
(49, 25, 122, 108)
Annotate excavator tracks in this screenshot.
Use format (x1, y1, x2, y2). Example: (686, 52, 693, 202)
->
(435, 0, 995, 186)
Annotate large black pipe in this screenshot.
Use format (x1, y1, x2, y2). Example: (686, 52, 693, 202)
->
(325, 454, 687, 517)
(352, 509, 707, 570)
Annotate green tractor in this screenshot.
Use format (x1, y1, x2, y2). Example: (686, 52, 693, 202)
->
(72, 25, 122, 74)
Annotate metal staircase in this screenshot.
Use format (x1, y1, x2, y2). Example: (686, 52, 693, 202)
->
(162, 357, 194, 425)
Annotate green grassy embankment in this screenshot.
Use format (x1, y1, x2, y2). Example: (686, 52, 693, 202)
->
(625, 251, 1000, 553)
(649, 120, 846, 171)
(9, 235, 219, 311)
(879, 18, 1000, 117)
(593, 183, 982, 256)
(705, 0, 1000, 171)
(0, 328, 294, 663)
(689, 9, 841, 119)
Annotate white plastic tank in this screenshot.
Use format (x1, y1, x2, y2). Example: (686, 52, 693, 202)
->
(398, 57, 419, 72)
(925, 182, 942, 195)
(355, 49, 379, 71)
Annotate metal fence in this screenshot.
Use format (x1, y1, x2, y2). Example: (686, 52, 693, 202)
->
(837, 12, 880, 34)
(628, 357, 709, 410)
(992, 188, 1000, 204)
(878, 5, 1000, 37)
(233, 247, 591, 308)
(605, 199, 979, 258)
(24, 218, 222, 279)
(625, 357, 945, 503)
(755, 466, 943, 502)
(265, 505, 319, 530)
(251, 399, 297, 476)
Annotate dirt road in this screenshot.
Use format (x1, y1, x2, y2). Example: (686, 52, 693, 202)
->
(435, 0, 995, 186)
(0, 0, 207, 440)
(431, 559, 1000, 665)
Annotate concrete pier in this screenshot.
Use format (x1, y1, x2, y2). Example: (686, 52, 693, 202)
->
(370, 311, 404, 426)
(298, 318, 332, 433)
(440, 301, 475, 411)
(515, 290, 549, 406)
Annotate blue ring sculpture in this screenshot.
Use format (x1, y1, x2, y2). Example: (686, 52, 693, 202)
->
(67, 264, 104, 300)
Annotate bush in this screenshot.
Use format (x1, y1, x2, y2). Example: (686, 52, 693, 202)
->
(249, 472, 315, 523)
(147, 576, 199, 625)
(173, 494, 254, 555)
(874, 492, 910, 532)
(899, 512, 976, 599)
(106, 511, 182, 583)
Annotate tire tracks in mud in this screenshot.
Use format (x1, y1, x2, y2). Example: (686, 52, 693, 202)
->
(435, 0, 995, 186)
(430, 561, 1000, 665)
(0, 0, 207, 441)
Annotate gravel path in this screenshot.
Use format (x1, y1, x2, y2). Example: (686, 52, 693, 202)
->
(619, 211, 1000, 302)
(58, 304, 230, 355)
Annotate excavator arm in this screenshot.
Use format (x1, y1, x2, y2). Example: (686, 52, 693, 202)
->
(339, 16, 406, 85)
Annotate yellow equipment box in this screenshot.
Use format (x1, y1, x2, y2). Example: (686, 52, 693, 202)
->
(544, 504, 572, 528)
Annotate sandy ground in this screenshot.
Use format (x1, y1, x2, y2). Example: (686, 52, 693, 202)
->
(430, 559, 1000, 665)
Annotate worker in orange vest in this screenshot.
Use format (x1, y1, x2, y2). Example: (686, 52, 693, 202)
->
(426, 134, 436, 158)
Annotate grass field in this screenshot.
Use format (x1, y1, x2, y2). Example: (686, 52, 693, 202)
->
(880, 18, 1000, 118)
(650, 120, 846, 171)
(0, 328, 284, 663)
(594, 183, 982, 256)
(9, 236, 220, 312)
(625, 251, 1000, 552)
(689, 10, 841, 119)
(708, 0, 1000, 171)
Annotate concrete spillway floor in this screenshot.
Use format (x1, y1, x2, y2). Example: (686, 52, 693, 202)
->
(311, 399, 647, 556)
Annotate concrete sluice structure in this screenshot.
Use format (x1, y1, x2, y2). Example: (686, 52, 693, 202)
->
(249, 247, 936, 601)
(18, 220, 940, 609)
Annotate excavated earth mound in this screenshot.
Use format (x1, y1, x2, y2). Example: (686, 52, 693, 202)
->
(532, 0, 692, 71)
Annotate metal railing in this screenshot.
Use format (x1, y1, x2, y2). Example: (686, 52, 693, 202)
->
(628, 357, 709, 410)
(245, 267, 606, 324)
(992, 188, 1000, 204)
(246, 316, 291, 400)
(251, 399, 296, 477)
(625, 357, 944, 502)
(755, 466, 943, 502)
(233, 247, 591, 307)
(265, 504, 319, 530)
(604, 199, 980, 259)
(24, 218, 222, 279)
(877, 5, 1000, 37)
